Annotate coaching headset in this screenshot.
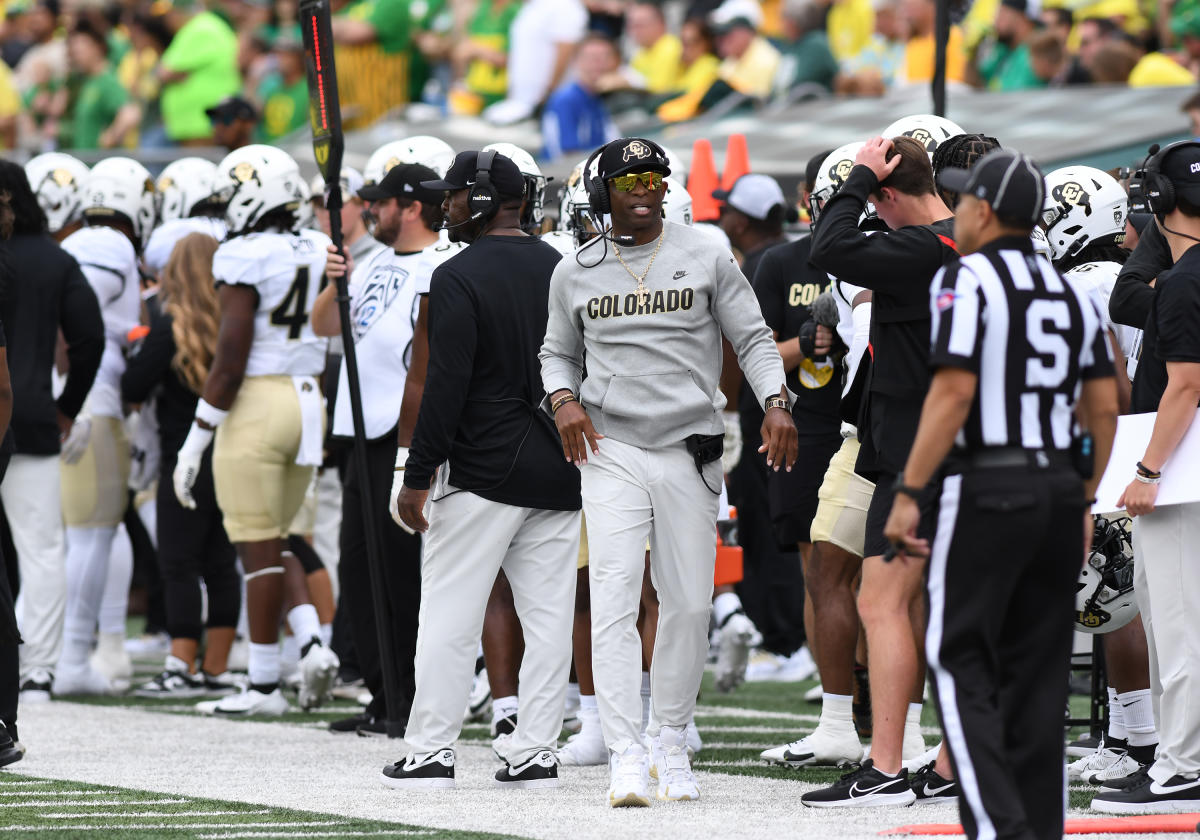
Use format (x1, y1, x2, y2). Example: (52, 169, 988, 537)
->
(468, 148, 500, 222)
(582, 138, 671, 217)
(1130, 140, 1200, 217)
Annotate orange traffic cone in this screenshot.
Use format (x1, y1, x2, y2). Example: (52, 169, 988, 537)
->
(721, 133, 751, 191)
(689, 138, 721, 223)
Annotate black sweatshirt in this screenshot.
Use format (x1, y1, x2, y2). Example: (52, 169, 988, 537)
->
(120, 310, 198, 457)
(1, 234, 104, 455)
(405, 235, 581, 512)
(809, 165, 958, 474)
(1110, 220, 1170, 331)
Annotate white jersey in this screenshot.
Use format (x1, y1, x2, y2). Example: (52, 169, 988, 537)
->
(143, 217, 228, 275)
(62, 226, 141, 419)
(540, 229, 578, 257)
(1064, 260, 1143, 379)
(332, 236, 459, 438)
(213, 229, 331, 378)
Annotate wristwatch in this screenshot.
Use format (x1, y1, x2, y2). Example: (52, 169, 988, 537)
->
(765, 396, 789, 412)
(892, 473, 924, 500)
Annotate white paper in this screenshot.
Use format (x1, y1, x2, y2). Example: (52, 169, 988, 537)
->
(1093, 409, 1200, 514)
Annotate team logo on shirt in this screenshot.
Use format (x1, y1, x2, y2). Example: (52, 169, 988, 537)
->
(1051, 181, 1090, 209)
(902, 128, 937, 152)
(935, 289, 957, 311)
(586, 287, 694, 319)
(622, 141, 653, 162)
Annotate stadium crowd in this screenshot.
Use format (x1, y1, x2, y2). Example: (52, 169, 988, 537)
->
(0, 0, 1194, 153)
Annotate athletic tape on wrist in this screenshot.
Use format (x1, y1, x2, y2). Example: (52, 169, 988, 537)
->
(195, 398, 229, 429)
(395, 446, 410, 471)
(179, 421, 215, 457)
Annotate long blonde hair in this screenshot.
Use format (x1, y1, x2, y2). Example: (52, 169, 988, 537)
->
(160, 232, 220, 395)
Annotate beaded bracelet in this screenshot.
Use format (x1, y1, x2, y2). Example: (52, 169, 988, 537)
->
(551, 393, 578, 414)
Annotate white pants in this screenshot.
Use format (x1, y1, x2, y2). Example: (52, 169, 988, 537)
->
(1, 454, 66, 681)
(404, 488, 579, 765)
(582, 437, 721, 752)
(1134, 500, 1200, 781)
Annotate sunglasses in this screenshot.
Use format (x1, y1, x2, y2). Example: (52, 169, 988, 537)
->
(611, 172, 663, 192)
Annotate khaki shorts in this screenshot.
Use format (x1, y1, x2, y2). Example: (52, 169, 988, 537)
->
(213, 375, 319, 543)
(61, 415, 131, 528)
(810, 436, 876, 558)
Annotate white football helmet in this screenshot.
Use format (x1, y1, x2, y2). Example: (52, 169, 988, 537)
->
(363, 135, 455, 184)
(483, 142, 547, 231)
(540, 229, 577, 256)
(663, 177, 693, 226)
(25, 152, 90, 234)
(81, 157, 157, 248)
(294, 175, 315, 232)
(157, 157, 219, 223)
(809, 142, 864, 224)
(1076, 516, 1138, 634)
(1041, 166, 1128, 264)
(212, 145, 306, 236)
(1030, 226, 1053, 260)
(881, 114, 966, 158)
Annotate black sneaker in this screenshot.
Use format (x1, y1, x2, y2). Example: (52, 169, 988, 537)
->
(380, 749, 455, 790)
(852, 666, 872, 739)
(1101, 764, 1151, 790)
(492, 713, 517, 738)
(1091, 771, 1200, 814)
(0, 722, 22, 769)
(329, 712, 371, 734)
(494, 749, 559, 789)
(356, 717, 390, 738)
(801, 759, 916, 808)
(911, 762, 958, 804)
(18, 679, 51, 703)
(1066, 733, 1101, 758)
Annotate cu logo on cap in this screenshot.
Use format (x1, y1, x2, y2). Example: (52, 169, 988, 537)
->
(1052, 181, 1090, 208)
(623, 141, 652, 162)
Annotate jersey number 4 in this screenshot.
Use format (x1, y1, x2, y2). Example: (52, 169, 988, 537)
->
(270, 267, 310, 340)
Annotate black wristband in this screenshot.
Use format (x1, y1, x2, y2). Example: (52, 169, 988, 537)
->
(893, 473, 924, 500)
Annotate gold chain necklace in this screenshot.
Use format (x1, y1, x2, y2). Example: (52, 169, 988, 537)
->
(613, 227, 666, 308)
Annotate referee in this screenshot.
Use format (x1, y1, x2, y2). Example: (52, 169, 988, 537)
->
(884, 149, 1118, 840)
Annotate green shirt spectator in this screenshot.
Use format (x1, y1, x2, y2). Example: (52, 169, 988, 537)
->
(978, 41, 1044, 90)
(64, 20, 140, 149)
(256, 29, 309, 142)
(70, 67, 128, 148)
(159, 9, 239, 142)
(462, 0, 521, 106)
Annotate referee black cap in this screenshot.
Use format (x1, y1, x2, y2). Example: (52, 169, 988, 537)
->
(938, 148, 1045, 226)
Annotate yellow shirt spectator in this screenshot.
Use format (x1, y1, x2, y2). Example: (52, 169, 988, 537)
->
(900, 26, 966, 84)
(828, 0, 875, 62)
(1128, 51, 1197, 86)
(631, 33, 683, 93)
(720, 36, 782, 98)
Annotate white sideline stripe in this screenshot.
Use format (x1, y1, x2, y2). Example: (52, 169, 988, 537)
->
(694, 705, 820, 722)
(196, 833, 432, 839)
(0, 790, 111, 796)
(0, 780, 53, 786)
(0, 822, 341, 832)
(3, 798, 186, 807)
(40, 810, 273, 818)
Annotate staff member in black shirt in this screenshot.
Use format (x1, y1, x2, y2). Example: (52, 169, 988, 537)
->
(383, 151, 582, 791)
(1094, 141, 1200, 815)
(0, 161, 103, 702)
(885, 149, 1117, 838)
(804, 136, 958, 806)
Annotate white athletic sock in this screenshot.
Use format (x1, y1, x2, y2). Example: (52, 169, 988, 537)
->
(818, 692, 855, 730)
(281, 633, 299, 670)
(641, 672, 652, 734)
(60, 526, 117, 667)
(576, 694, 602, 740)
(713, 591, 742, 627)
(286, 604, 321, 645)
(248, 642, 281, 687)
(565, 682, 580, 714)
(319, 623, 332, 648)
(1117, 689, 1157, 747)
(98, 524, 133, 636)
(906, 702, 923, 733)
(1107, 687, 1128, 742)
(580, 693, 599, 713)
(493, 695, 518, 721)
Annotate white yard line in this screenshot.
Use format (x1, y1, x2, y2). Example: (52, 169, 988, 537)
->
(0, 780, 53, 786)
(0, 789, 112, 796)
(0, 823, 341, 832)
(195, 833, 431, 839)
(3, 798, 187, 806)
(40, 810, 273, 818)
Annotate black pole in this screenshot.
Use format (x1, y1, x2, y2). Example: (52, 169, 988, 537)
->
(300, 0, 405, 738)
(933, 0, 950, 117)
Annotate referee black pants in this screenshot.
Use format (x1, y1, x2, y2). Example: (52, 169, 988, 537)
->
(926, 465, 1084, 840)
(338, 434, 421, 725)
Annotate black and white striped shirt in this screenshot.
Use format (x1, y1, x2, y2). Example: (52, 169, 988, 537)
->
(929, 236, 1114, 451)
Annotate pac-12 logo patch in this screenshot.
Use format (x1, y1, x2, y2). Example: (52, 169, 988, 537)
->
(935, 289, 957, 311)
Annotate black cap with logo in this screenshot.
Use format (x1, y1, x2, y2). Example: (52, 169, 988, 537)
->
(357, 162, 442, 203)
(937, 148, 1046, 227)
(421, 150, 526, 199)
(598, 138, 671, 182)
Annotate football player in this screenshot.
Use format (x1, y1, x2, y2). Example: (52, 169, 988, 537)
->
(24, 152, 90, 242)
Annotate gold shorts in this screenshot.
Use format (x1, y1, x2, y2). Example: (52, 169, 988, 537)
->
(212, 376, 319, 544)
(61, 415, 131, 528)
(809, 436, 875, 558)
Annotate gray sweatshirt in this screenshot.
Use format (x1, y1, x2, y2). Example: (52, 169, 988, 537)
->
(540, 221, 792, 449)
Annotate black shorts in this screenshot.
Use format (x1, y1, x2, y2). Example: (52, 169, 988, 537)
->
(767, 435, 842, 547)
(863, 471, 941, 558)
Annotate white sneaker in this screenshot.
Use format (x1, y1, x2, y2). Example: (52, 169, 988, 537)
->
(686, 719, 703, 757)
(19, 670, 53, 704)
(607, 744, 652, 808)
(653, 727, 700, 801)
(560, 727, 608, 766)
(805, 684, 825, 703)
(297, 639, 339, 711)
(201, 687, 289, 716)
(227, 636, 249, 672)
(902, 722, 928, 766)
(1068, 746, 1141, 784)
(464, 667, 491, 723)
(775, 646, 818, 682)
(53, 663, 119, 696)
(761, 725, 863, 768)
(124, 633, 170, 659)
(715, 612, 761, 693)
(89, 632, 133, 687)
(745, 651, 785, 682)
(903, 742, 942, 774)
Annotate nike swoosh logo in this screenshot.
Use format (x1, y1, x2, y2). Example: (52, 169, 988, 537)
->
(1120, 701, 1137, 707)
(923, 783, 955, 797)
(850, 780, 897, 797)
(1150, 778, 1200, 795)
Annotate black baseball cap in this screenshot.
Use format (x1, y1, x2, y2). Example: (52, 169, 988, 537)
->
(205, 95, 257, 123)
(421, 150, 525, 199)
(1154, 141, 1200, 204)
(598, 138, 671, 181)
(358, 162, 442, 203)
(937, 148, 1045, 226)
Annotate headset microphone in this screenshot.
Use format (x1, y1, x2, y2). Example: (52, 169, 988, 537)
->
(441, 211, 484, 230)
(613, 234, 635, 245)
